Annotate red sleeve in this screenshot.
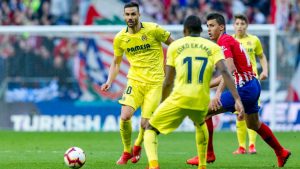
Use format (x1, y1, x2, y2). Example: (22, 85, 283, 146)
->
(218, 36, 233, 59)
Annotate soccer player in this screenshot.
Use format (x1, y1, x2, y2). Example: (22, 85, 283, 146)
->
(143, 15, 244, 169)
(232, 14, 269, 155)
(101, 2, 173, 165)
(186, 13, 291, 168)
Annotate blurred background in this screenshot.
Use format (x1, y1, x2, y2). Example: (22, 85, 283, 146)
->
(0, 0, 299, 132)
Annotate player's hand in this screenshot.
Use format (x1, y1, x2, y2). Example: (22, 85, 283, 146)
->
(209, 95, 222, 111)
(235, 99, 245, 121)
(101, 83, 111, 91)
(259, 71, 268, 80)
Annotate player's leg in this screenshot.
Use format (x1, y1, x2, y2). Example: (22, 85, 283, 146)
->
(144, 127, 159, 169)
(117, 81, 144, 165)
(188, 109, 209, 169)
(205, 117, 216, 163)
(244, 79, 290, 167)
(186, 117, 217, 166)
(132, 120, 144, 162)
(233, 116, 247, 154)
(144, 99, 186, 169)
(234, 116, 257, 155)
(247, 99, 260, 154)
(117, 105, 135, 165)
(131, 118, 146, 163)
(132, 84, 162, 163)
(186, 93, 232, 166)
(195, 123, 209, 169)
(206, 91, 236, 161)
(245, 113, 291, 167)
(247, 128, 257, 154)
(133, 118, 146, 147)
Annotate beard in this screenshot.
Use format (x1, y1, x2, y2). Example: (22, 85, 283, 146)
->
(126, 19, 138, 28)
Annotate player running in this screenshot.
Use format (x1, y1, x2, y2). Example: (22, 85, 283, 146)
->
(101, 2, 173, 165)
(143, 15, 244, 169)
(232, 14, 269, 155)
(186, 13, 291, 168)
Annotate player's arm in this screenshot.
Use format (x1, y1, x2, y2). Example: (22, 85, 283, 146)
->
(255, 36, 268, 80)
(164, 36, 174, 46)
(257, 53, 268, 80)
(101, 55, 122, 91)
(210, 57, 238, 111)
(225, 57, 237, 74)
(215, 59, 244, 119)
(216, 59, 238, 98)
(214, 58, 236, 93)
(210, 75, 222, 88)
(162, 37, 176, 102)
(161, 65, 175, 102)
(154, 24, 174, 45)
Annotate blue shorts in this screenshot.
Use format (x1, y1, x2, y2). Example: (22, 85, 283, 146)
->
(220, 78, 261, 114)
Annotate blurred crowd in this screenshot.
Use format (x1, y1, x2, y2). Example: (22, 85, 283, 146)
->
(0, 35, 77, 96)
(0, 0, 80, 25)
(0, 0, 79, 82)
(0, 0, 299, 99)
(121, 0, 300, 32)
(1, 0, 299, 31)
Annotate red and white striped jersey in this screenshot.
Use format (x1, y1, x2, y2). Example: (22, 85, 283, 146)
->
(217, 33, 256, 87)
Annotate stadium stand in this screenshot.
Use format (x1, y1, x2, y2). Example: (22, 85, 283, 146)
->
(0, 0, 299, 101)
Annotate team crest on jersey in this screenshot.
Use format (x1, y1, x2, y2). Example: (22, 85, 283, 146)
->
(125, 38, 131, 43)
(221, 46, 228, 52)
(141, 34, 147, 41)
(247, 41, 252, 45)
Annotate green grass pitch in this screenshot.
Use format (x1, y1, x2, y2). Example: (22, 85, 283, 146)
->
(0, 131, 298, 169)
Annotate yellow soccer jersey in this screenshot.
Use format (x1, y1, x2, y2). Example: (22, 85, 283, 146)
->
(166, 36, 224, 110)
(113, 22, 171, 84)
(233, 33, 263, 76)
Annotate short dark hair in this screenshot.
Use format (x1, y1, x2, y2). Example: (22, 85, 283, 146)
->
(234, 14, 249, 24)
(207, 13, 226, 26)
(184, 15, 203, 34)
(124, 2, 139, 12)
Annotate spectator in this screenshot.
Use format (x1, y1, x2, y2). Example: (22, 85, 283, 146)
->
(253, 7, 266, 24)
(232, 0, 246, 15)
(50, 0, 72, 25)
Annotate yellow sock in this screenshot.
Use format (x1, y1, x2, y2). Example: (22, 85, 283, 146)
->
(149, 160, 159, 168)
(195, 122, 208, 168)
(236, 118, 247, 148)
(198, 166, 206, 169)
(120, 119, 132, 153)
(134, 127, 145, 146)
(247, 128, 257, 146)
(144, 130, 158, 167)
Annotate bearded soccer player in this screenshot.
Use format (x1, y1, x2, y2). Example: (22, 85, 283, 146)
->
(186, 13, 291, 168)
(101, 2, 173, 165)
(144, 15, 244, 169)
(232, 14, 269, 155)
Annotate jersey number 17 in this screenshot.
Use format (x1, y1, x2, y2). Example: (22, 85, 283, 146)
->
(183, 56, 208, 84)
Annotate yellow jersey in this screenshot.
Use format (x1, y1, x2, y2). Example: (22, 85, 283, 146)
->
(232, 33, 264, 76)
(113, 22, 171, 84)
(166, 36, 224, 110)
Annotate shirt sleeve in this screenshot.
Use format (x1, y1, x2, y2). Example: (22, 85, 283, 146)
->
(154, 24, 171, 43)
(254, 36, 263, 56)
(219, 37, 233, 59)
(166, 43, 176, 67)
(113, 34, 124, 57)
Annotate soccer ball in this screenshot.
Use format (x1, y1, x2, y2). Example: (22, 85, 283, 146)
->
(64, 147, 86, 168)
